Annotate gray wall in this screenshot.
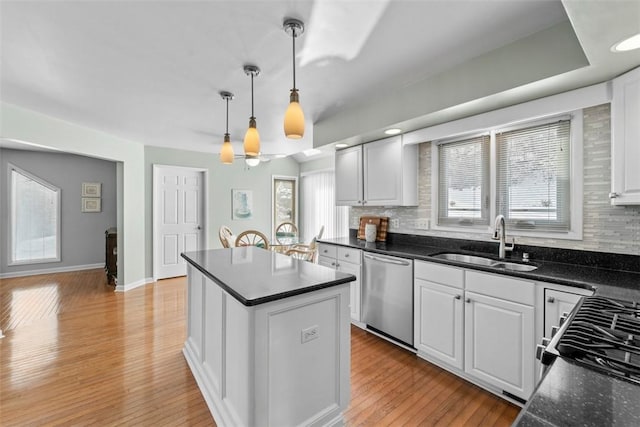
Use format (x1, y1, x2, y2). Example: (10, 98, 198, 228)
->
(351, 104, 640, 256)
(1, 148, 117, 274)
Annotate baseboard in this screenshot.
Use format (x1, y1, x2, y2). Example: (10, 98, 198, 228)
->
(0, 263, 104, 279)
(114, 277, 154, 292)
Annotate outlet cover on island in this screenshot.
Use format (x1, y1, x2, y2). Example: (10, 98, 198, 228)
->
(390, 218, 400, 229)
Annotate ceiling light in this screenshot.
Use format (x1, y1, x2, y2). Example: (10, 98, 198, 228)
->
(219, 91, 234, 164)
(245, 155, 260, 167)
(274, 154, 287, 158)
(335, 143, 349, 148)
(611, 33, 640, 52)
(283, 18, 305, 139)
(243, 65, 260, 156)
(384, 128, 402, 135)
(303, 148, 322, 157)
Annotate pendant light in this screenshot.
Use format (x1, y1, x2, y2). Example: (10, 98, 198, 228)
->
(219, 91, 234, 164)
(283, 18, 305, 139)
(243, 65, 260, 157)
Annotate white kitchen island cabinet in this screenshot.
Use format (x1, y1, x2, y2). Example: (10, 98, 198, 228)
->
(182, 247, 355, 427)
(335, 136, 418, 207)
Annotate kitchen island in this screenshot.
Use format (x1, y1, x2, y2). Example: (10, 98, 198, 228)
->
(181, 247, 355, 427)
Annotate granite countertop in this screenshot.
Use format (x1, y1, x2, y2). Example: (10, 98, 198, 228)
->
(319, 233, 640, 427)
(318, 235, 640, 301)
(182, 247, 355, 306)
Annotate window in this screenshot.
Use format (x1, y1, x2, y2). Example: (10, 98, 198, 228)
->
(437, 135, 490, 227)
(300, 171, 349, 241)
(9, 164, 61, 265)
(496, 120, 571, 232)
(433, 113, 582, 239)
(272, 176, 297, 236)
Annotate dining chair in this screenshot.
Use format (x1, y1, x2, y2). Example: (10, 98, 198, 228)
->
(235, 230, 270, 250)
(219, 225, 233, 248)
(291, 237, 318, 262)
(275, 221, 298, 244)
(316, 225, 325, 240)
(285, 247, 316, 262)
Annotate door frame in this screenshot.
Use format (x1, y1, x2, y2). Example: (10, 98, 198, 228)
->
(153, 164, 209, 281)
(271, 175, 299, 239)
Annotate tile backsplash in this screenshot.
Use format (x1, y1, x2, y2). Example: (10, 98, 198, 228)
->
(351, 104, 640, 256)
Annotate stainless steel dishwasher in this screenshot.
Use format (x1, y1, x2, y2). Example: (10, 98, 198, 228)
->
(362, 252, 414, 347)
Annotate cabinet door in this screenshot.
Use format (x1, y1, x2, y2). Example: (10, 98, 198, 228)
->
(363, 136, 402, 205)
(414, 279, 463, 369)
(338, 260, 361, 322)
(318, 255, 335, 269)
(544, 289, 583, 337)
(464, 291, 535, 400)
(335, 146, 363, 206)
(611, 66, 640, 205)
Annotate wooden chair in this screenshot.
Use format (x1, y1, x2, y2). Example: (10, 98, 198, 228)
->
(219, 226, 233, 248)
(291, 237, 318, 262)
(235, 230, 270, 250)
(275, 221, 298, 244)
(285, 247, 316, 262)
(316, 225, 325, 240)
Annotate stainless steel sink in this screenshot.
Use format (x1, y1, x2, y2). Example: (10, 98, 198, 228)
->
(432, 253, 538, 271)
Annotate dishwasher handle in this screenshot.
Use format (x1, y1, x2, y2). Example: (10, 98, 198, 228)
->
(363, 253, 411, 266)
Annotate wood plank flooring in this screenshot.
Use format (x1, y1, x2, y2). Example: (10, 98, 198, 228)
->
(0, 269, 520, 426)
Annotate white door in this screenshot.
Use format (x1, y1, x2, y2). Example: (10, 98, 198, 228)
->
(464, 291, 535, 400)
(154, 166, 206, 280)
(363, 136, 402, 205)
(335, 145, 363, 206)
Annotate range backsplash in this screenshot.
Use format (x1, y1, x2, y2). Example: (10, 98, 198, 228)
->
(350, 104, 640, 257)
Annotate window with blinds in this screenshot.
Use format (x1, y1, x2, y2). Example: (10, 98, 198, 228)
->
(437, 135, 490, 226)
(496, 120, 571, 232)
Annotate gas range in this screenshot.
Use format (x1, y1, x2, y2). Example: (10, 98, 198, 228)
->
(540, 296, 640, 385)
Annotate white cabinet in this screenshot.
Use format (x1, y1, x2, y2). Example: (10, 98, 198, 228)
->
(335, 136, 418, 206)
(611, 66, 640, 205)
(414, 261, 535, 401)
(318, 243, 362, 323)
(543, 288, 584, 337)
(465, 271, 535, 401)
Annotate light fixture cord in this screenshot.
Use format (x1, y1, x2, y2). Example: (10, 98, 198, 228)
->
(292, 27, 297, 90)
(250, 72, 255, 117)
(225, 97, 229, 133)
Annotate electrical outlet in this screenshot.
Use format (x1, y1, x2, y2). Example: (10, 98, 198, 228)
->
(415, 219, 430, 230)
(301, 325, 319, 343)
(390, 218, 400, 229)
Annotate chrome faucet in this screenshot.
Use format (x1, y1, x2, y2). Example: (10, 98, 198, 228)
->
(492, 215, 515, 258)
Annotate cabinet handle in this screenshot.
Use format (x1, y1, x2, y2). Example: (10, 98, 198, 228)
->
(609, 192, 620, 199)
(331, 262, 336, 266)
(547, 297, 555, 303)
(335, 263, 340, 268)
(454, 295, 461, 300)
(344, 253, 349, 257)
(465, 298, 471, 303)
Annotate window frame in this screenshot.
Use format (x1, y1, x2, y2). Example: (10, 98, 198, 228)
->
(432, 112, 583, 240)
(8, 163, 62, 266)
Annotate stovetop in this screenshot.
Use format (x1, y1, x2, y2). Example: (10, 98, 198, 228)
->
(554, 296, 640, 385)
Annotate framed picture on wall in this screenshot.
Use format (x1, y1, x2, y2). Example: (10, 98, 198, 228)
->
(82, 182, 102, 197)
(232, 189, 253, 220)
(81, 197, 101, 213)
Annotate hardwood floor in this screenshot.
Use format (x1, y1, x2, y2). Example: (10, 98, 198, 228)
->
(0, 269, 520, 426)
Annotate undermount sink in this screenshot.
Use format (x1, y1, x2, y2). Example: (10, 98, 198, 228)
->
(432, 253, 538, 272)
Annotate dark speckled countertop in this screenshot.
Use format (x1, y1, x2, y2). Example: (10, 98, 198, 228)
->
(318, 232, 640, 427)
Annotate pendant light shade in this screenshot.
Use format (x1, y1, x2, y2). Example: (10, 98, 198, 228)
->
(219, 91, 234, 164)
(283, 18, 305, 139)
(245, 155, 260, 167)
(243, 65, 261, 157)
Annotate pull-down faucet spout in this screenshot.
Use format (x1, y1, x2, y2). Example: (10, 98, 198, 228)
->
(492, 215, 515, 258)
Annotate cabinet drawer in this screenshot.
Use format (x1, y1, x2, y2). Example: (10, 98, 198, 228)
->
(337, 247, 361, 265)
(317, 243, 337, 259)
(415, 260, 464, 289)
(465, 270, 534, 305)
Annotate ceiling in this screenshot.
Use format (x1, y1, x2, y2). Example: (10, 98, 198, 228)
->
(1, 1, 640, 161)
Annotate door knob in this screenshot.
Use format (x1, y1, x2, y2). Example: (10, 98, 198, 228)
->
(547, 296, 555, 303)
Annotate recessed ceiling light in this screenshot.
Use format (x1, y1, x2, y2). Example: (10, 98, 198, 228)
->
(384, 128, 402, 135)
(303, 148, 322, 157)
(274, 154, 287, 158)
(611, 33, 640, 52)
(335, 143, 349, 148)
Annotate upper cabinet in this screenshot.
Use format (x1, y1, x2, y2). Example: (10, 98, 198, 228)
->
(335, 136, 418, 206)
(611, 66, 640, 205)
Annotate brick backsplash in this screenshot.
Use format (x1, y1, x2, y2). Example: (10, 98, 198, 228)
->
(351, 103, 640, 256)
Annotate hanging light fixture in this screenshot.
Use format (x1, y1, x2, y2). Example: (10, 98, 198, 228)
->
(283, 18, 305, 139)
(243, 65, 261, 156)
(219, 91, 234, 164)
(245, 155, 260, 167)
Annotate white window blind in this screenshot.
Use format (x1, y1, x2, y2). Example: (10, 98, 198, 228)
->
(496, 120, 571, 232)
(438, 135, 490, 226)
(300, 171, 349, 241)
(10, 166, 61, 264)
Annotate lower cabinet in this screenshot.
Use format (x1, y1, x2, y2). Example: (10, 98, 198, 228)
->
(414, 260, 536, 401)
(543, 288, 588, 337)
(318, 243, 362, 323)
